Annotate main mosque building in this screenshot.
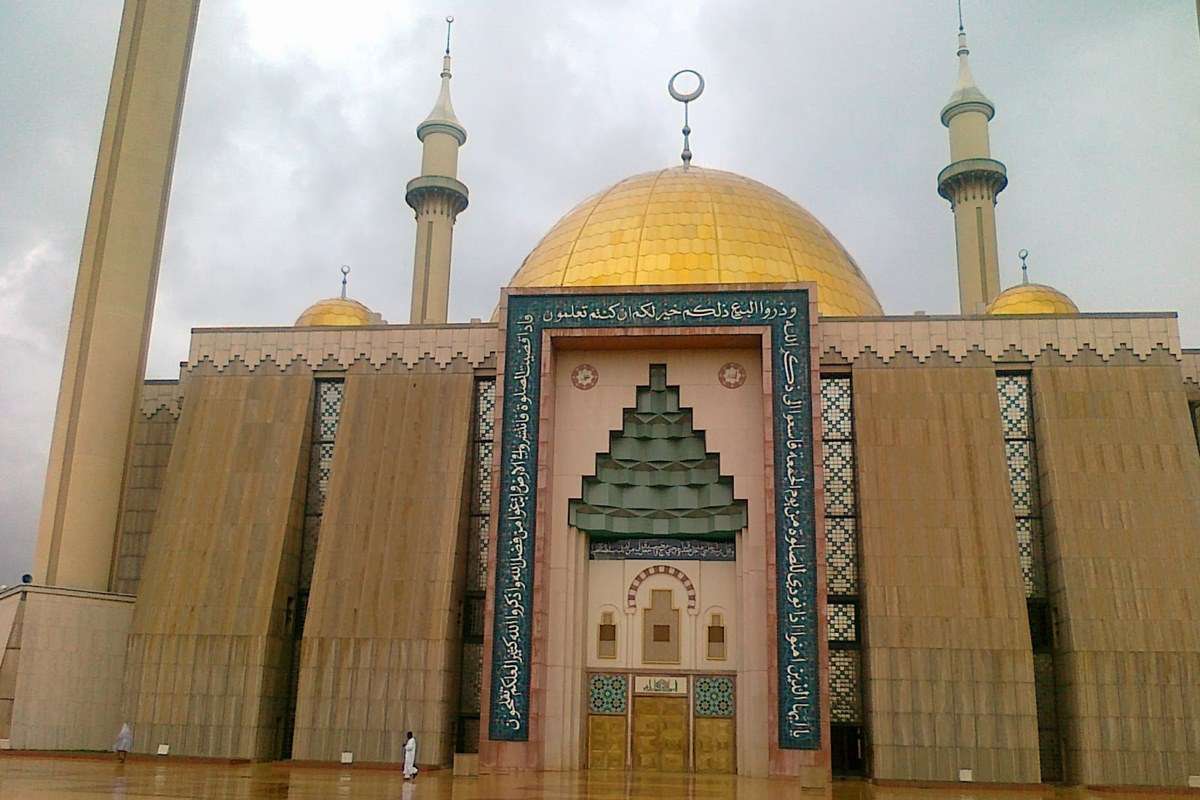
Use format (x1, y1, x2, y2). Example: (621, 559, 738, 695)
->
(2, 2, 1198, 793)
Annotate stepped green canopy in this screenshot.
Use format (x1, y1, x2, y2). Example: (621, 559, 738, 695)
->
(569, 365, 747, 540)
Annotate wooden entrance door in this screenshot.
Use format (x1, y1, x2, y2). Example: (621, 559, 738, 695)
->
(632, 696, 688, 771)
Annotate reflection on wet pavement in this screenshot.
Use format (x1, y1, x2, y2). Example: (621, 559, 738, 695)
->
(0, 757, 1180, 799)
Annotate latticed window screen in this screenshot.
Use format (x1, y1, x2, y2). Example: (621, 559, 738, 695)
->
(457, 377, 495, 754)
(829, 650, 862, 724)
(302, 380, 344, 590)
(284, 378, 345, 759)
(820, 375, 863, 727)
(996, 374, 1046, 598)
(996, 372, 1062, 782)
(470, 379, 496, 590)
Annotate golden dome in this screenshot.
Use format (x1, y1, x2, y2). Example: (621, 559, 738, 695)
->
(505, 166, 883, 317)
(986, 283, 1079, 315)
(295, 297, 375, 327)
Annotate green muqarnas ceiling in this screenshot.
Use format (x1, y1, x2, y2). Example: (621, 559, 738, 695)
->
(569, 364, 748, 541)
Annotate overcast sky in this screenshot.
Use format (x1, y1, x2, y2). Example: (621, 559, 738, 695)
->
(1, 1, 1197, 582)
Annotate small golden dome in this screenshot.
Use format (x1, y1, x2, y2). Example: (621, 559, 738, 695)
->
(505, 166, 883, 317)
(986, 283, 1079, 315)
(295, 297, 375, 327)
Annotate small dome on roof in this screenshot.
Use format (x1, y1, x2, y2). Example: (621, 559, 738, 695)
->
(295, 297, 376, 327)
(986, 283, 1079, 316)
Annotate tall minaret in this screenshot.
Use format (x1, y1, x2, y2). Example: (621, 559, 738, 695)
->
(937, 6, 1008, 315)
(407, 16, 469, 324)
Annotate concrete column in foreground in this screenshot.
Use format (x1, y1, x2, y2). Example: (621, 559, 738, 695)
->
(33, 0, 200, 590)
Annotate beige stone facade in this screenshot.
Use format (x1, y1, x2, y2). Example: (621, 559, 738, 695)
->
(121, 372, 313, 759)
(112, 382, 179, 596)
(0, 587, 133, 751)
(15, 310, 1162, 789)
(292, 364, 475, 765)
(1033, 361, 1200, 786)
(853, 365, 1040, 783)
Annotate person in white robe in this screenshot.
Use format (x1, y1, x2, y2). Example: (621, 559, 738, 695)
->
(402, 731, 418, 779)
(113, 723, 133, 763)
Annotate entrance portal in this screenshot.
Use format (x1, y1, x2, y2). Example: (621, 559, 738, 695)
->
(632, 696, 688, 771)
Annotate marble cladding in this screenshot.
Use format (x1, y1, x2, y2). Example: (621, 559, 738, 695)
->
(1032, 363, 1200, 787)
(853, 366, 1042, 784)
(1, 587, 133, 751)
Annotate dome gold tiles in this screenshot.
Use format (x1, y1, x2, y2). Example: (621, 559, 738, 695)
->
(506, 166, 884, 317)
(986, 283, 1079, 316)
(294, 297, 375, 327)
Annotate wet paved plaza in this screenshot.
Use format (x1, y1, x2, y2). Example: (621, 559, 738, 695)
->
(0, 757, 1182, 799)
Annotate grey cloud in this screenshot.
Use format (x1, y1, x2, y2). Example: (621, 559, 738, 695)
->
(1, 0, 1197, 582)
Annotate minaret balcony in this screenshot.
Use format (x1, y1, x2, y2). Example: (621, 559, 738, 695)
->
(937, 157, 1008, 202)
(406, 175, 470, 215)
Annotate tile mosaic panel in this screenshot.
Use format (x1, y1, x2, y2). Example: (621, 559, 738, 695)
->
(822, 439, 856, 517)
(474, 441, 494, 515)
(1005, 440, 1038, 516)
(589, 674, 627, 715)
(820, 377, 854, 440)
(825, 517, 858, 595)
(476, 379, 496, 442)
(829, 650, 861, 724)
(306, 442, 336, 515)
(492, 291, 818, 748)
(301, 379, 344, 586)
(1015, 518, 1047, 598)
(997, 374, 1031, 438)
(316, 381, 344, 439)
(694, 676, 735, 718)
(827, 602, 857, 643)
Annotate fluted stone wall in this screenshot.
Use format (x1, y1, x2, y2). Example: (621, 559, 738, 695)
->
(112, 403, 178, 596)
(291, 364, 474, 765)
(1033, 360, 1200, 787)
(122, 371, 312, 759)
(853, 364, 1041, 783)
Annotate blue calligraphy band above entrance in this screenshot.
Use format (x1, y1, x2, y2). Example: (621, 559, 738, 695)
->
(488, 289, 820, 749)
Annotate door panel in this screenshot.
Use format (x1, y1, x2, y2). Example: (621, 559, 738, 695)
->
(632, 696, 688, 772)
(693, 717, 735, 773)
(587, 715, 626, 770)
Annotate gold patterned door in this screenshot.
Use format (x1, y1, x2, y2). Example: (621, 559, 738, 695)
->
(632, 696, 688, 771)
(693, 717, 735, 773)
(587, 715, 626, 769)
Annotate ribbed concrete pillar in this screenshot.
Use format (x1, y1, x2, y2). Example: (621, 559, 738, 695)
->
(34, 0, 200, 590)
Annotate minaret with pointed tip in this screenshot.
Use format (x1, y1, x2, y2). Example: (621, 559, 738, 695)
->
(407, 16, 468, 324)
(937, 5, 1007, 315)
